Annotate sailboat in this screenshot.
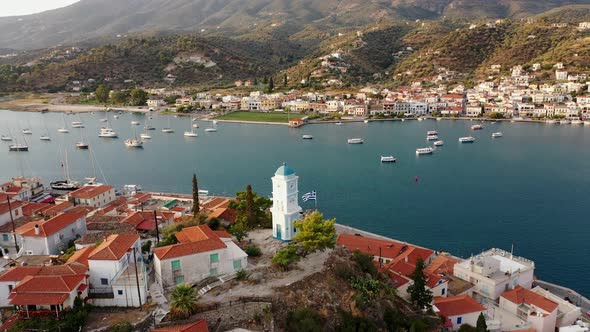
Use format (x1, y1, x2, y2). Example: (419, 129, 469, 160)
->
(125, 125, 143, 148)
(204, 120, 217, 132)
(76, 126, 89, 149)
(144, 116, 155, 131)
(1, 135, 12, 141)
(9, 135, 29, 151)
(184, 117, 198, 137)
(100, 108, 108, 122)
(98, 114, 118, 138)
(58, 115, 69, 133)
(50, 149, 82, 191)
(162, 116, 175, 133)
(192, 116, 199, 128)
(22, 121, 33, 134)
(71, 113, 84, 128)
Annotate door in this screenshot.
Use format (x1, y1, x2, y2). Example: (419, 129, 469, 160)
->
(276, 225, 282, 240)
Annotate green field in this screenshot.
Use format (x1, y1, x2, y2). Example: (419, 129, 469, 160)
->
(216, 111, 292, 123)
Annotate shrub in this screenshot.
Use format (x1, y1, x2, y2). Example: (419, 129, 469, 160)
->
(245, 244, 262, 257)
(334, 263, 355, 281)
(351, 250, 377, 277)
(141, 240, 152, 254)
(272, 244, 301, 270)
(236, 269, 249, 281)
(286, 307, 323, 332)
(109, 322, 133, 332)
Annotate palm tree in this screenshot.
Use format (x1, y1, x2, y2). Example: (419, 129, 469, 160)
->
(170, 283, 198, 319)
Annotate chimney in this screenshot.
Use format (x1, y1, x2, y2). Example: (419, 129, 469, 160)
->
(34, 224, 40, 235)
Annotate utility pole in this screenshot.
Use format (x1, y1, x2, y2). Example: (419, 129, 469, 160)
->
(153, 210, 160, 244)
(7, 196, 20, 253)
(132, 247, 142, 308)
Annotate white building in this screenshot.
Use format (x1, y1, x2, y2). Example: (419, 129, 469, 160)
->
(147, 99, 166, 108)
(500, 286, 560, 332)
(87, 234, 148, 307)
(15, 213, 87, 256)
(453, 248, 535, 301)
(270, 163, 302, 242)
(69, 185, 116, 208)
(434, 295, 486, 331)
(153, 226, 247, 291)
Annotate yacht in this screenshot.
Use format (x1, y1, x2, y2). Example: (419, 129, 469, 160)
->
(347, 138, 364, 144)
(213, 120, 218, 124)
(40, 135, 51, 141)
(560, 119, 570, 124)
(184, 117, 198, 137)
(140, 133, 152, 139)
(416, 147, 433, 155)
(192, 123, 199, 128)
(492, 132, 503, 138)
(71, 121, 84, 128)
(162, 128, 175, 133)
(584, 121, 590, 126)
(417, 117, 424, 121)
(434, 140, 444, 146)
(57, 128, 70, 133)
(9, 143, 28, 151)
(471, 124, 483, 130)
(302, 135, 313, 139)
(459, 136, 475, 143)
(426, 135, 438, 141)
(546, 119, 556, 124)
(99, 127, 118, 138)
(100, 118, 108, 122)
(22, 128, 32, 135)
(380, 156, 396, 163)
(124, 139, 143, 148)
(50, 179, 81, 191)
(0, 135, 12, 141)
(76, 141, 89, 149)
(204, 128, 217, 132)
(427, 130, 438, 136)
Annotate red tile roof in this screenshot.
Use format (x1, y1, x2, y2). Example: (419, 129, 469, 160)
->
(88, 234, 140, 261)
(67, 205, 98, 215)
(0, 200, 27, 215)
(13, 274, 85, 293)
(0, 265, 87, 282)
(384, 260, 416, 276)
(10, 293, 69, 305)
(66, 246, 96, 267)
(70, 185, 114, 199)
(425, 255, 458, 275)
(434, 295, 485, 317)
(214, 230, 231, 238)
(501, 286, 559, 313)
(15, 213, 84, 237)
(152, 320, 209, 332)
(154, 225, 226, 260)
(40, 201, 74, 217)
(337, 234, 433, 263)
(21, 202, 51, 217)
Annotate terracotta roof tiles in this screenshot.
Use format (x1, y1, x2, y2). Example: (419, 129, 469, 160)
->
(15, 213, 84, 237)
(434, 295, 485, 317)
(88, 234, 140, 261)
(501, 286, 559, 313)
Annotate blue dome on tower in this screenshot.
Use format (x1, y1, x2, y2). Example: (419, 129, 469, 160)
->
(275, 163, 295, 176)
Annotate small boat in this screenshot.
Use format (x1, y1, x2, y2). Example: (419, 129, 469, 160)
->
(471, 124, 483, 130)
(162, 128, 175, 133)
(560, 119, 570, 124)
(490, 121, 497, 124)
(426, 135, 438, 141)
(434, 140, 444, 146)
(427, 130, 438, 136)
(401, 119, 405, 122)
(124, 139, 143, 148)
(302, 135, 313, 140)
(416, 147, 433, 155)
(9, 144, 28, 151)
(546, 120, 556, 124)
(184, 131, 198, 137)
(492, 132, 503, 138)
(380, 156, 396, 163)
(22, 129, 32, 135)
(192, 124, 199, 128)
(571, 119, 583, 125)
(113, 115, 119, 119)
(364, 120, 369, 123)
(417, 117, 424, 121)
(459, 136, 475, 143)
(40, 135, 51, 141)
(347, 138, 364, 144)
(436, 117, 442, 121)
(140, 133, 152, 139)
(99, 127, 118, 138)
(584, 121, 590, 126)
(213, 120, 218, 124)
(58, 128, 69, 133)
(1, 135, 12, 141)
(71, 121, 84, 128)
(76, 142, 89, 149)
(335, 122, 343, 126)
(192, 118, 198, 122)
(131, 121, 140, 125)
(204, 128, 217, 132)
(100, 118, 108, 122)
(145, 126, 156, 130)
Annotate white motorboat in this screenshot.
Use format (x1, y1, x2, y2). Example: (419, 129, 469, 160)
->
(417, 117, 424, 121)
(364, 120, 369, 123)
(140, 133, 152, 139)
(546, 120, 556, 124)
(335, 122, 343, 126)
(76, 141, 89, 149)
(380, 156, 396, 163)
(99, 127, 118, 138)
(426, 135, 438, 141)
(162, 128, 175, 133)
(213, 120, 218, 124)
(124, 139, 143, 148)
(100, 118, 108, 122)
(1, 135, 12, 141)
(302, 135, 313, 139)
(492, 132, 503, 138)
(58, 128, 69, 133)
(571, 119, 583, 125)
(436, 117, 442, 121)
(434, 140, 444, 146)
(347, 138, 364, 144)
(192, 124, 199, 128)
(40, 135, 51, 141)
(427, 130, 438, 136)
(9, 143, 28, 152)
(192, 117, 198, 122)
(71, 121, 84, 128)
(560, 120, 570, 124)
(131, 121, 140, 125)
(22, 129, 32, 135)
(184, 131, 198, 137)
(204, 128, 217, 132)
(416, 147, 433, 155)
(471, 124, 483, 130)
(459, 136, 475, 143)
(114, 115, 119, 119)
(584, 121, 590, 126)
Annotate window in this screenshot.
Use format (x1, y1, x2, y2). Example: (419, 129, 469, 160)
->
(171, 260, 181, 271)
(441, 288, 446, 296)
(2, 234, 8, 242)
(8, 285, 13, 292)
(117, 290, 123, 295)
(457, 317, 462, 324)
(233, 259, 242, 270)
(209, 268, 218, 276)
(175, 276, 184, 285)
(100, 278, 108, 285)
(210, 253, 219, 263)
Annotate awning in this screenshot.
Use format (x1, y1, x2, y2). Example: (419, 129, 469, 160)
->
(78, 284, 88, 292)
(10, 293, 68, 305)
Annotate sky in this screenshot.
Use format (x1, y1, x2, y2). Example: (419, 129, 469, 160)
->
(0, 0, 80, 17)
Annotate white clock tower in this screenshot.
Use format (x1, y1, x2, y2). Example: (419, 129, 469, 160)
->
(271, 163, 302, 241)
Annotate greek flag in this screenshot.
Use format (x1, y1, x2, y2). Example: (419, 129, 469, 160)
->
(302, 191, 317, 202)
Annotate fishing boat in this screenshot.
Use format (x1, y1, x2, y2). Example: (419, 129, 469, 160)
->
(302, 135, 313, 139)
(471, 124, 483, 130)
(492, 132, 503, 138)
(434, 140, 444, 146)
(426, 135, 438, 141)
(427, 130, 438, 136)
(347, 138, 364, 144)
(416, 147, 433, 155)
(459, 136, 475, 143)
(380, 156, 396, 163)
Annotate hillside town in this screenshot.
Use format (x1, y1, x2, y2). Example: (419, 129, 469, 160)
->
(0, 163, 588, 331)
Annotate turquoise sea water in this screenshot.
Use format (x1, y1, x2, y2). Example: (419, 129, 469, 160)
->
(1, 110, 589, 296)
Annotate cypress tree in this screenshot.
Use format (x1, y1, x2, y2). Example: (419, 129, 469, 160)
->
(408, 258, 433, 310)
(192, 174, 199, 214)
(283, 73, 288, 87)
(268, 76, 274, 92)
(245, 184, 255, 227)
(476, 313, 488, 332)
